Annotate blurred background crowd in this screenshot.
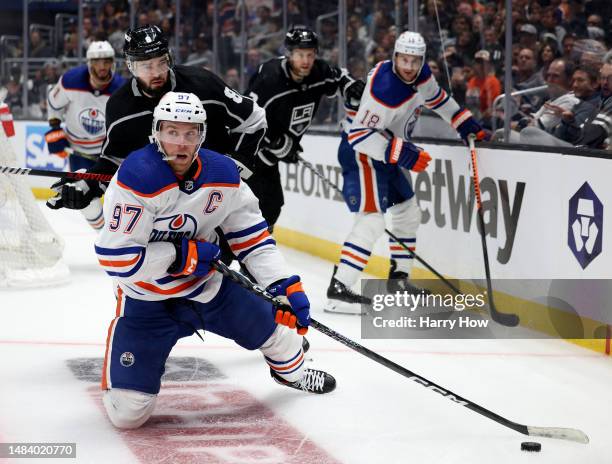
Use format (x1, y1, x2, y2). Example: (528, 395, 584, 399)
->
(0, 0, 610, 150)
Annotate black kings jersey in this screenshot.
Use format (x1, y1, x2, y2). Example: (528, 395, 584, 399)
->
(247, 57, 354, 146)
(94, 65, 266, 175)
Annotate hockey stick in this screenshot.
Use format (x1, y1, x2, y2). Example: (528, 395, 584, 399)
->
(212, 260, 589, 444)
(0, 165, 113, 183)
(297, 155, 462, 295)
(467, 136, 520, 327)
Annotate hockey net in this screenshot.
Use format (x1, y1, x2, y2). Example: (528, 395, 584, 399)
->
(0, 116, 70, 288)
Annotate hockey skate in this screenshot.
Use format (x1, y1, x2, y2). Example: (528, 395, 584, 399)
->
(324, 266, 371, 315)
(271, 367, 336, 394)
(387, 259, 431, 295)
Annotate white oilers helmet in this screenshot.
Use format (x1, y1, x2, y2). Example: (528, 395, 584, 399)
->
(87, 41, 115, 60)
(86, 41, 116, 76)
(393, 31, 426, 81)
(394, 31, 426, 57)
(152, 91, 207, 161)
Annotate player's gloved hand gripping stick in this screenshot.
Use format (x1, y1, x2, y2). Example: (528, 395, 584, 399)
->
(267, 275, 310, 335)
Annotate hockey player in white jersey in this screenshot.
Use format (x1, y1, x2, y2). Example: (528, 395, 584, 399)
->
(95, 92, 335, 429)
(326, 31, 487, 314)
(46, 41, 125, 230)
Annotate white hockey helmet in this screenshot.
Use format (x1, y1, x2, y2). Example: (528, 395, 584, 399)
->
(152, 91, 207, 161)
(87, 41, 116, 79)
(86, 41, 115, 60)
(394, 31, 426, 57)
(393, 31, 426, 83)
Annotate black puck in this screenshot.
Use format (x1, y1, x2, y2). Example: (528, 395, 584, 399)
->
(521, 442, 541, 452)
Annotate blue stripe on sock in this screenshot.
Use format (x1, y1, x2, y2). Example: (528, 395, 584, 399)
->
(264, 348, 302, 366)
(340, 259, 364, 271)
(389, 237, 416, 243)
(343, 242, 371, 256)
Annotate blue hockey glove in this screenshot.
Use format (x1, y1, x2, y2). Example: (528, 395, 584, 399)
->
(267, 275, 310, 335)
(169, 238, 221, 277)
(44, 119, 70, 156)
(385, 138, 432, 172)
(454, 110, 487, 143)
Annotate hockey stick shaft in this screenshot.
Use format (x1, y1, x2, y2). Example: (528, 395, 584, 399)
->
(212, 260, 588, 444)
(467, 136, 519, 327)
(0, 165, 113, 182)
(297, 155, 461, 295)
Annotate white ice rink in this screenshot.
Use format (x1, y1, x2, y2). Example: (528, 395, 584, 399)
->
(1, 204, 610, 464)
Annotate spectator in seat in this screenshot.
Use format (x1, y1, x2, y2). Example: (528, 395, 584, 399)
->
(224, 67, 240, 91)
(560, 64, 612, 148)
(466, 50, 501, 127)
(187, 33, 214, 65)
(538, 41, 562, 79)
(29, 29, 53, 58)
(518, 63, 601, 146)
(518, 24, 540, 50)
(562, 33, 577, 63)
(540, 6, 566, 49)
(515, 47, 547, 112)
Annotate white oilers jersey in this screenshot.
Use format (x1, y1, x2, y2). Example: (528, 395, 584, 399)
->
(47, 65, 125, 156)
(94, 144, 288, 302)
(346, 61, 471, 160)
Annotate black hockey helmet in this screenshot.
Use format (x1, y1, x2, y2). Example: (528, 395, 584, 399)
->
(284, 27, 319, 51)
(124, 25, 169, 61)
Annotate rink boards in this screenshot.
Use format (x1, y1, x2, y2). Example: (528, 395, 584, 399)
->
(275, 134, 612, 354)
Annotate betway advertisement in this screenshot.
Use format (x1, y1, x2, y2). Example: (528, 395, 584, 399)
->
(276, 134, 612, 324)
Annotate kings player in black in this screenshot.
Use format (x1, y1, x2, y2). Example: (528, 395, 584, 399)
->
(48, 25, 266, 211)
(245, 26, 364, 228)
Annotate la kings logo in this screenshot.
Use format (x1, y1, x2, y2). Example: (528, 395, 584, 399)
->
(289, 103, 315, 136)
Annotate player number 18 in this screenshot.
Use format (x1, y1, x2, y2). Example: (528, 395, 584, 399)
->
(359, 110, 380, 128)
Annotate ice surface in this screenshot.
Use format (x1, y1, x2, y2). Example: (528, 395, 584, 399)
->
(0, 204, 609, 463)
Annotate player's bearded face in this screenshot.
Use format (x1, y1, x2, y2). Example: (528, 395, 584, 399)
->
(288, 49, 316, 80)
(158, 121, 203, 175)
(394, 53, 423, 82)
(89, 58, 113, 84)
(131, 56, 170, 96)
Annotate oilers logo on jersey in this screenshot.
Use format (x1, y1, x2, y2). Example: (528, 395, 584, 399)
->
(79, 107, 106, 135)
(403, 107, 422, 139)
(150, 213, 199, 242)
(289, 103, 315, 136)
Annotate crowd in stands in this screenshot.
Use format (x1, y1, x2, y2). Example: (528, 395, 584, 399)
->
(1, 0, 610, 149)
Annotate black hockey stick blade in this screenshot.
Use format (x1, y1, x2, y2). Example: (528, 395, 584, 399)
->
(489, 301, 520, 327)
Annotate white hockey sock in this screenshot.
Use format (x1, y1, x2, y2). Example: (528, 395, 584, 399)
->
(388, 198, 421, 275)
(260, 325, 304, 383)
(335, 213, 385, 287)
(81, 198, 104, 231)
